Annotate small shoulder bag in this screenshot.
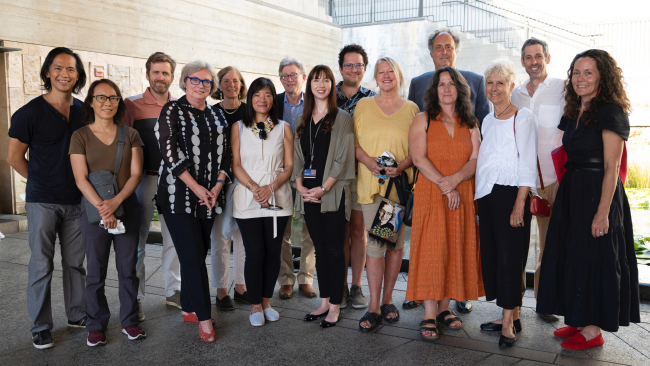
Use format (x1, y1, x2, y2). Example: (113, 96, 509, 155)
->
(84, 125, 126, 224)
(513, 111, 551, 218)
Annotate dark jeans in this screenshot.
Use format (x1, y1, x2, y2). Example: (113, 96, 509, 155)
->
(478, 184, 532, 310)
(81, 194, 140, 331)
(304, 193, 347, 304)
(162, 210, 214, 321)
(237, 216, 290, 305)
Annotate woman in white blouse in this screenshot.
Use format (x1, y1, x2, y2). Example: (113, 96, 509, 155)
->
(475, 59, 538, 347)
(231, 77, 294, 327)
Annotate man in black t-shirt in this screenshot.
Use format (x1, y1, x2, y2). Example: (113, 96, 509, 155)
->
(7, 47, 88, 350)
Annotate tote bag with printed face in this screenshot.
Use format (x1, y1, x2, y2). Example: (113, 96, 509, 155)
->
(369, 178, 405, 250)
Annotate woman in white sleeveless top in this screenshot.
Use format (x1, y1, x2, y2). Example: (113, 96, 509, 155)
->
(231, 77, 294, 326)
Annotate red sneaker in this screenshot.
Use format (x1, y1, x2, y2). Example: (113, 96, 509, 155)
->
(122, 325, 147, 340)
(561, 333, 604, 351)
(554, 326, 580, 338)
(87, 330, 106, 347)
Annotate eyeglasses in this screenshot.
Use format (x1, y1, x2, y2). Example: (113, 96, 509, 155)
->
(186, 77, 213, 88)
(280, 73, 300, 81)
(93, 95, 121, 104)
(256, 122, 268, 140)
(342, 63, 366, 70)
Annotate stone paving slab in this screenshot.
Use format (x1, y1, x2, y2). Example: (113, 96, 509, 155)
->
(1, 232, 649, 365)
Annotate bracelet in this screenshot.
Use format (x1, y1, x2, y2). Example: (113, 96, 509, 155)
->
(246, 179, 258, 191)
(320, 185, 326, 192)
(216, 179, 226, 186)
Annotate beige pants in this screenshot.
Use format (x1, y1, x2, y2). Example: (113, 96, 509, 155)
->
(361, 194, 406, 258)
(534, 181, 558, 299)
(277, 188, 315, 286)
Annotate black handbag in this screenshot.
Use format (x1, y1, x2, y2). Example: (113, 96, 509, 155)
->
(402, 113, 432, 227)
(84, 125, 126, 224)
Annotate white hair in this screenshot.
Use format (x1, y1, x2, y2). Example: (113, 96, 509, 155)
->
(278, 57, 306, 75)
(483, 58, 517, 85)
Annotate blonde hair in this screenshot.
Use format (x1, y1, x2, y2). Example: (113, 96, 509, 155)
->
(483, 58, 517, 86)
(373, 57, 405, 93)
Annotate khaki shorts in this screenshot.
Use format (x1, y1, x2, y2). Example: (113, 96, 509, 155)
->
(360, 194, 406, 258)
(349, 177, 363, 212)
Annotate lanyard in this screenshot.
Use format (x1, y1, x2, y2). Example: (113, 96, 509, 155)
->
(309, 116, 324, 169)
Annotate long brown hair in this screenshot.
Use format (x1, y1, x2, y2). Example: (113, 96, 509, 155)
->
(296, 65, 339, 136)
(81, 79, 126, 125)
(423, 67, 478, 128)
(564, 49, 631, 128)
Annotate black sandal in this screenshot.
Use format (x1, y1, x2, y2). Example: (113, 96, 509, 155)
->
(436, 310, 463, 329)
(419, 319, 440, 341)
(359, 312, 382, 332)
(381, 304, 400, 323)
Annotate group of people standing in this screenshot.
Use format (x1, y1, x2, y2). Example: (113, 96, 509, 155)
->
(6, 26, 639, 351)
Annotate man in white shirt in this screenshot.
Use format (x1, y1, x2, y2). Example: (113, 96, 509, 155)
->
(510, 38, 564, 322)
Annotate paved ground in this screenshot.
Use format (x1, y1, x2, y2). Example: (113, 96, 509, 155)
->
(1, 231, 649, 365)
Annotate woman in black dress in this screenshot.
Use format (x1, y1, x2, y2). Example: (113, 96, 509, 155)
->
(536, 49, 640, 351)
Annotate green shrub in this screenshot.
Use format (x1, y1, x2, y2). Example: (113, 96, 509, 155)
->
(635, 235, 650, 266)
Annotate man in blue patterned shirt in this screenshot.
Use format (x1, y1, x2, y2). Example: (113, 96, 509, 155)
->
(336, 44, 376, 310)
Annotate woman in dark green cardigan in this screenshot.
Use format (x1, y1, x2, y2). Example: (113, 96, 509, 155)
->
(291, 65, 356, 328)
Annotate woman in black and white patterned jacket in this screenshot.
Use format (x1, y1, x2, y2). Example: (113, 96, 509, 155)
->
(155, 60, 232, 343)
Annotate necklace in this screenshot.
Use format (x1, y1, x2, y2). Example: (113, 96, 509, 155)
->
(495, 101, 512, 118)
(221, 100, 241, 115)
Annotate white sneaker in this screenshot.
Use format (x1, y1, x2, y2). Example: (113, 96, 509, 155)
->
(250, 311, 265, 326)
(263, 308, 280, 322)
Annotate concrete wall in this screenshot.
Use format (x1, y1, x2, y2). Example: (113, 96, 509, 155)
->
(0, 0, 342, 214)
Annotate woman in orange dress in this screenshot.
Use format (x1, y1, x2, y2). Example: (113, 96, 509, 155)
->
(406, 67, 483, 341)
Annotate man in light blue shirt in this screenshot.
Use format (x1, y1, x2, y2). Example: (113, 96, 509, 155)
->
(275, 57, 317, 299)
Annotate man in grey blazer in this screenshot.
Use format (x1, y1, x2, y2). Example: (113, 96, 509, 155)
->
(405, 28, 490, 314)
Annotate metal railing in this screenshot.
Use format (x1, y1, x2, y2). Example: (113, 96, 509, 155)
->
(320, 0, 650, 79)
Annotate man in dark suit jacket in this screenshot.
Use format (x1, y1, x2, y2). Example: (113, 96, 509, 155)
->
(407, 29, 490, 125)
(405, 28, 490, 314)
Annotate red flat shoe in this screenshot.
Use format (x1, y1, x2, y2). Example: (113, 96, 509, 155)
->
(561, 333, 604, 351)
(183, 312, 199, 323)
(199, 324, 215, 343)
(182, 312, 216, 325)
(554, 326, 580, 338)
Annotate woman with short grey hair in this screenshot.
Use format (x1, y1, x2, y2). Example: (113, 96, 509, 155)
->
(179, 60, 220, 95)
(475, 59, 538, 347)
(155, 60, 231, 343)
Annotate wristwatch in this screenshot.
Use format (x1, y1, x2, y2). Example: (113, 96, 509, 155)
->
(320, 185, 326, 192)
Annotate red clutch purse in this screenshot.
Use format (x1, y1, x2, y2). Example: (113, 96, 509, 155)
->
(513, 111, 550, 218)
(530, 159, 551, 218)
(552, 143, 628, 184)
